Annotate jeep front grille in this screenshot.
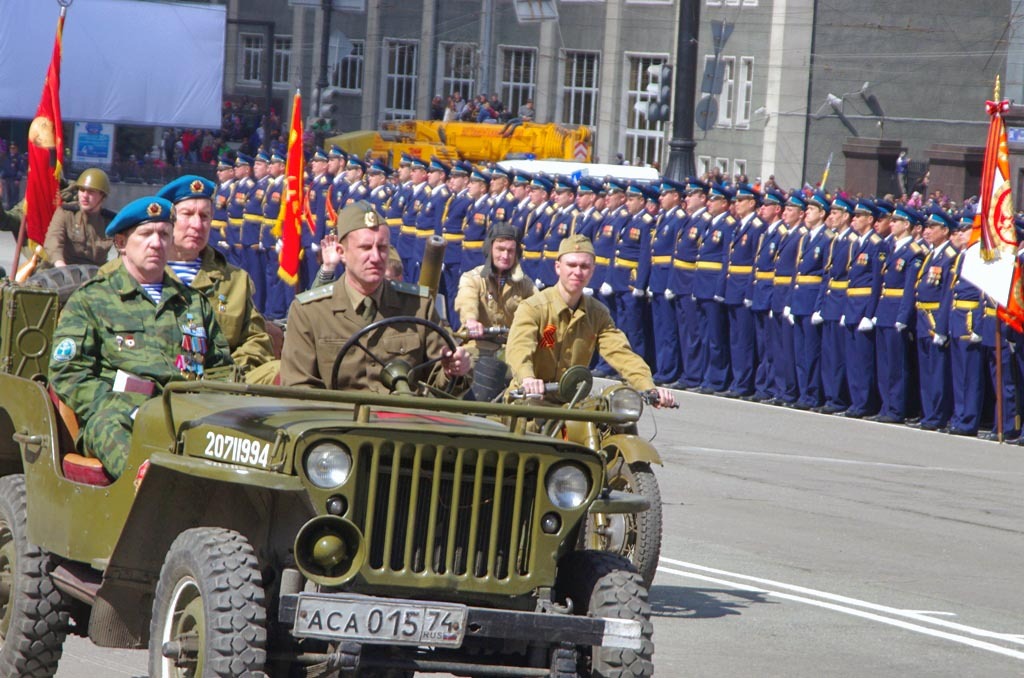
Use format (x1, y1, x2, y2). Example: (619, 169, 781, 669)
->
(358, 442, 538, 581)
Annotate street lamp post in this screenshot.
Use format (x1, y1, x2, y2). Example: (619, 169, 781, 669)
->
(664, 0, 700, 182)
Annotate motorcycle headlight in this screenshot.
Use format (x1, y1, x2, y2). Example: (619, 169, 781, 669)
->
(305, 442, 353, 489)
(607, 387, 644, 418)
(546, 463, 590, 509)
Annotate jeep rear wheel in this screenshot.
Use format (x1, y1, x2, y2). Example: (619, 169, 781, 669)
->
(25, 264, 98, 306)
(556, 551, 653, 678)
(0, 474, 69, 677)
(149, 527, 267, 677)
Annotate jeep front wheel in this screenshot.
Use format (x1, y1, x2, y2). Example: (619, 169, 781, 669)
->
(0, 474, 69, 677)
(149, 527, 267, 677)
(556, 551, 654, 678)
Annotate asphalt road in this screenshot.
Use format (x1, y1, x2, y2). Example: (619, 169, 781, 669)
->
(50, 383, 1024, 676)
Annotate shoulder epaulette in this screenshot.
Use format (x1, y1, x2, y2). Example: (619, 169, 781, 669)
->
(425, 186, 433, 197)
(725, 215, 736, 225)
(296, 284, 335, 304)
(848, 233, 858, 242)
(910, 242, 923, 254)
(700, 212, 712, 221)
(674, 208, 686, 218)
(778, 225, 789, 237)
(824, 229, 836, 240)
(545, 206, 555, 215)
(389, 279, 429, 297)
(869, 233, 881, 245)
(642, 213, 654, 223)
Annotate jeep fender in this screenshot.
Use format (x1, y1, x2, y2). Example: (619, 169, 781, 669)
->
(601, 433, 663, 467)
(89, 452, 312, 648)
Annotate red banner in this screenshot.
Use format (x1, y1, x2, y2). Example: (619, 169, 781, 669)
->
(24, 9, 65, 246)
(276, 91, 305, 286)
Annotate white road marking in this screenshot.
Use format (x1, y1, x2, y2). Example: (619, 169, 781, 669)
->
(658, 557, 1024, 660)
(676, 445, 1024, 476)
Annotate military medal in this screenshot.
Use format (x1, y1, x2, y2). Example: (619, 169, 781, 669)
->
(179, 314, 209, 379)
(218, 294, 227, 313)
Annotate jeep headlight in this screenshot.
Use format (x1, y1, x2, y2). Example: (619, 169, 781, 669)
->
(305, 442, 352, 489)
(607, 387, 644, 418)
(546, 463, 590, 509)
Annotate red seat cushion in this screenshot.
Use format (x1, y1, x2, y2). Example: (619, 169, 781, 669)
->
(62, 453, 112, 487)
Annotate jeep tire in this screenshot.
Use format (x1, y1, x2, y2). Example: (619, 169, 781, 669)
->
(0, 474, 69, 677)
(149, 527, 267, 677)
(25, 264, 99, 306)
(556, 551, 654, 678)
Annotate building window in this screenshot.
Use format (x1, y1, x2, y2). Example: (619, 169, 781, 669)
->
(562, 51, 600, 127)
(440, 43, 476, 102)
(624, 54, 668, 167)
(717, 56, 735, 127)
(698, 156, 712, 177)
(706, 0, 722, 5)
(238, 33, 264, 85)
(725, 0, 740, 5)
(742, 0, 759, 5)
(734, 159, 747, 179)
(715, 157, 729, 177)
(500, 47, 537, 119)
(330, 39, 364, 93)
(736, 57, 754, 127)
(272, 37, 291, 86)
(382, 39, 418, 120)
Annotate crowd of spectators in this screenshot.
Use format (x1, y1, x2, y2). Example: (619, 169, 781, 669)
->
(430, 91, 536, 125)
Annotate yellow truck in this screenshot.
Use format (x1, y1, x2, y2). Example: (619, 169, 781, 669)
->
(326, 120, 593, 168)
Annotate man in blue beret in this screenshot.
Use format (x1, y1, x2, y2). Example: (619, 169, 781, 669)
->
(49, 196, 233, 479)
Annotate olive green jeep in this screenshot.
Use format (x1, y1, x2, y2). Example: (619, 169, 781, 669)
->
(0, 280, 654, 676)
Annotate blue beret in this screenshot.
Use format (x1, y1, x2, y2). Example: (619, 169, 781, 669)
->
(925, 205, 954, 229)
(786, 192, 808, 210)
(530, 175, 553, 192)
(831, 195, 856, 215)
(708, 183, 735, 201)
(873, 198, 895, 216)
(157, 175, 216, 204)
(554, 176, 577, 193)
(254, 150, 270, 164)
(367, 159, 391, 176)
(409, 156, 428, 171)
(660, 179, 686, 195)
(270, 150, 286, 164)
(684, 178, 709, 195)
(807, 190, 830, 211)
(346, 156, 366, 172)
(310, 149, 328, 163)
(761, 187, 786, 205)
(328, 145, 346, 159)
(470, 167, 492, 183)
(106, 196, 173, 236)
(734, 183, 760, 203)
(852, 198, 877, 218)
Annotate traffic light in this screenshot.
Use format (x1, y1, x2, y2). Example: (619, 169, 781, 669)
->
(311, 86, 344, 120)
(634, 64, 672, 122)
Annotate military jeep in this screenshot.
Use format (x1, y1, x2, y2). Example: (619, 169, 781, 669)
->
(0, 281, 654, 677)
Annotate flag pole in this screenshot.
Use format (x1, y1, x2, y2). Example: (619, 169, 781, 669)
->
(10, 213, 27, 280)
(996, 307, 1004, 442)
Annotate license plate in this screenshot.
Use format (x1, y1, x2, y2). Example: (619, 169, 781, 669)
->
(292, 593, 467, 647)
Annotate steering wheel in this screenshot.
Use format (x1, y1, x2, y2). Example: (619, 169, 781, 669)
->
(328, 315, 458, 393)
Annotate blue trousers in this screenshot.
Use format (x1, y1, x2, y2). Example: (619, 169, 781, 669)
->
(592, 293, 618, 374)
(616, 292, 648, 367)
(440, 263, 461, 329)
(949, 338, 984, 433)
(651, 294, 681, 384)
(821, 320, 849, 410)
(697, 298, 730, 391)
(985, 341, 1019, 436)
(773, 312, 799, 402)
(916, 338, 952, 428)
(875, 327, 913, 419)
(263, 250, 295, 321)
(793, 315, 823, 406)
(753, 310, 773, 398)
(727, 304, 756, 394)
(676, 294, 704, 387)
(845, 325, 877, 415)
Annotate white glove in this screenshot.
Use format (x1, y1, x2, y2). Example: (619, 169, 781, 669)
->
(713, 295, 724, 303)
(665, 288, 676, 301)
(870, 316, 878, 326)
(933, 333, 948, 346)
(839, 315, 846, 326)
(631, 287, 645, 298)
(646, 287, 653, 298)
(768, 310, 774, 319)
(691, 294, 698, 301)
(600, 282, 613, 296)
(583, 287, 594, 297)
(895, 321, 907, 332)
(535, 278, 545, 290)
(275, 240, 283, 253)
(969, 332, 983, 344)
(783, 306, 792, 319)
(743, 298, 753, 308)
(857, 317, 874, 332)
(811, 311, 824, 326)
(441, 263, 446, 272)
(788, 313, 795, 325)
(311, 243, 320, 253)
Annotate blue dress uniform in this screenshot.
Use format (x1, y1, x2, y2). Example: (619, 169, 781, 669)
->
(611, 185, 654, 366)
(520, 176, 554, 284)
(383, 154, 411, 248)
(399, 157, 429, 281)
(261, 167, 293, 320)
(817, 198, 856, 413)
(649, 181, 686, 385)
(874, 207, 925, 422)
(242, 152, 271, 311)
(366, 161, 393, 216)
(341, 162, 369, 209)
(771, 193, 807, 404)
(669, 181, 710, 389)
(942, 222, 984, 435)
(211, 159, 234, 257)
(693, 183, 735, 392)
(413, 157, 452, 283)
(328, 146, 349, 219)
(723, 183, 764, 396)
(842, 218, 886, 418)
(487, 167, 517, 224)
(540, 178, 579, 288)
(913, 207, 957, 430)
(981, 296, 1019, 439)
(791, 191, 833, 408)
(226, 154, 256, 269)
(439, 161, 472, 328)
(573, 178, 606, 290)
(751, 188, 787, 400)
(304, 153, 333, 290)
(461, 171, 492, 272)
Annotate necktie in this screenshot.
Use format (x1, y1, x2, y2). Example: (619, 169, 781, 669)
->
(360, 297, 376, 323)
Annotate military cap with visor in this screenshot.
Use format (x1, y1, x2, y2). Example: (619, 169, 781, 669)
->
(557, 233, 596, 259)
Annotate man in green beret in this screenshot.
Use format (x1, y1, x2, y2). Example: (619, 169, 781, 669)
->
(280, 201, 471, 393)
(506, 233, 675, 406)
(49, 196, 233, 479)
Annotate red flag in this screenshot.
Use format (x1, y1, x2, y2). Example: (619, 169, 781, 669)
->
(276, 92, 305, 286)
(24, 9, 66, 246)
(970, 98, 1015, 257)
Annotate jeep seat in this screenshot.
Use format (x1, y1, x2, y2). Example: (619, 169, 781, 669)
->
(46, 387, 112, 487)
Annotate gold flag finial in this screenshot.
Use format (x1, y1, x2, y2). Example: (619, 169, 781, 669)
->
(995, 75, 1001, 102)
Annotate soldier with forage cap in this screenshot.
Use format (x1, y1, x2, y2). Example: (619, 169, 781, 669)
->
(225, 152, 255, 268)
(461, 167, 493, 273)
(647, 179, 686, 385)
(667, 178, 711, 390)
(769, 191, 807, 406)
(210, 155, 235, 255)
(505, 234, 675, 407)
(814, 194, 856, 414)
(692, 182, 735, 393)
(280, 201, 471, 393)
(49, 196, 233, 478)
(748, 187, 787, 401)
(941, 211, 984, 435)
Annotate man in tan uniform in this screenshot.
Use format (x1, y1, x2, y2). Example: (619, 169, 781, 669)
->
(44, 168, 116, 267)
(280, 201, 471, 393)
(506, 234, 676, 406)
(454, 221, 535, 359)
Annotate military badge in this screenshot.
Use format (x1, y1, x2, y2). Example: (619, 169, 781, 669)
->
(52, 338, 76, 363)
(178, 314, 209, 378)
(190, 179, 204, 194)
(769, 242, 777, 254)
(896, 260, 905, 272)
(147, 202, 162, 218)
(629, 227, 640, 240)
(741, 234, 748, 246)
(814, 246, 821, 258)
(689, 226, 698, 240)
(712, 230, 721, 244)
(857, 253, 868, 266)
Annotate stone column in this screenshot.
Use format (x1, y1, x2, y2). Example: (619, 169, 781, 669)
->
(926, 144, 984, 203)
(841, 138, 903, 197)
